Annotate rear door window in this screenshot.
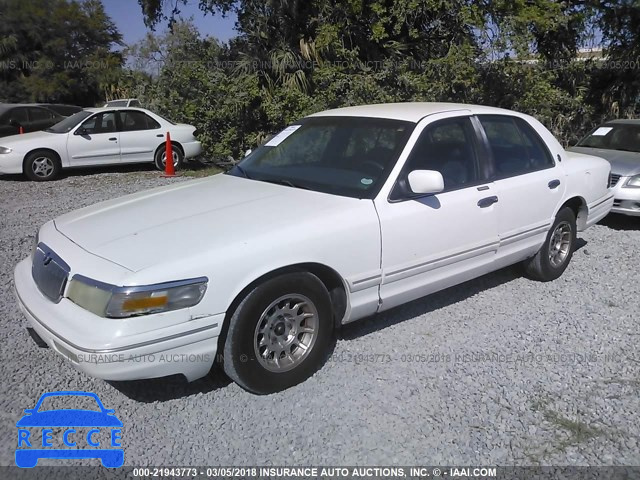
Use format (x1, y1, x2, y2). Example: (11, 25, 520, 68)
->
(478, 115, 554, 177)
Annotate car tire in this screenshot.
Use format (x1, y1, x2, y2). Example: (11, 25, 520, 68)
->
(24, 150, 61, 181)
(154, 144, 184, 171)
(524, 206, 577, 282)
(223, 272, 333, 394)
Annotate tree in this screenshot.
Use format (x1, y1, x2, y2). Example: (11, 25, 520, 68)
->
(0, 0, 123, 105)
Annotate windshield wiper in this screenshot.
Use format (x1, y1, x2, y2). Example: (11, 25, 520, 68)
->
(262, 178, 310, 190)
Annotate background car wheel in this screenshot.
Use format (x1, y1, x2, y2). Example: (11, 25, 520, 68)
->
(223, 272, 333, 394)
(524, 206, 577, 282)
(154, 144, 184, 171)
(24, 150, 61, 181)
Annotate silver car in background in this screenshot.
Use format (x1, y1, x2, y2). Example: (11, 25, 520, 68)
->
(570, 119, 640, 217)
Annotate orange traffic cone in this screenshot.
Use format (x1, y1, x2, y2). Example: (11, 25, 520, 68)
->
(161, 132, 177, 177)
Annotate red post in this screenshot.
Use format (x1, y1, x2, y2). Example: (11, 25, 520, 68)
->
(162, 131, 176, 177)
(19, 126, 24, 134)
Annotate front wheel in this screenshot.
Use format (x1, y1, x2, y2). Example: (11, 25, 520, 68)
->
(154, 144, 184, 171)
(24, 150, 61, 181)
(223, 272, 333, 394)
(524, 206, 577, 281)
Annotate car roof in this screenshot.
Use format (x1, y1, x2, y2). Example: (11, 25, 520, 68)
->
(308, 102, 518, 122)
(85, 106, 149, 113)
(604, 119, 640, 126)
(0, 103, 55, 109)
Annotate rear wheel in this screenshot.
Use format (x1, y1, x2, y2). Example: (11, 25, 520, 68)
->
(154, 144, 184, 171)
(223, 272, 333, 394)
(524, 206, 577, 281)
(24, 150, 61, 181)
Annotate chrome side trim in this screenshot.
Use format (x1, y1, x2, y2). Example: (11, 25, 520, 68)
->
(384, 240, 499, 284)
(589, 194, 614, 210)
(353, 274, 382, 285)
(71, 274, 209, 295)
(349, 273, 383, 293)
(16, 287, 218, 354)
(499, 224, 551, 247)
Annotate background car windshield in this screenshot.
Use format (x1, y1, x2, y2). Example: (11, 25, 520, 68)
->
(234, 117, 413, 198)
(37, 395, 101, 412)
(45, 111, 91, 133)
(578, 124, 640, 153)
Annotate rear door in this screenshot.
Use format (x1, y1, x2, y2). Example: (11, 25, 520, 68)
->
(117, 110, 162, 163)
(476, 115, 565, 265)
(65, 111, 121, 166)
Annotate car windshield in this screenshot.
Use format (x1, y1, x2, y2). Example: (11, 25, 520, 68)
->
(229, 116, 414, 199)
(36, 395, 101, 412)
(45, 111, 91, 133)
(577, 124, 640, 153)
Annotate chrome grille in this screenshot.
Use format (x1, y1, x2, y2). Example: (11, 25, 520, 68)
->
(32, 244, 70, 303)
(609, 173, 621, 188)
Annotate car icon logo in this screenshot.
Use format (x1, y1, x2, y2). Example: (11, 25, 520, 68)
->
(15, 391, 123, 468)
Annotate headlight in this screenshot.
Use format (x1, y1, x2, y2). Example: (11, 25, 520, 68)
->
(0, 146, 12, 154)
(623, 174, 640, 188)
(67, 275, 208, 318)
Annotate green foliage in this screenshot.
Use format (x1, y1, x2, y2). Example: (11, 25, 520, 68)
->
(0, 0, 123, 105)
(130, 0, 640, 160)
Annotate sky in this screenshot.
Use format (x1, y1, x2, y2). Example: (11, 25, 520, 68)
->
(102, 0, 238, 46)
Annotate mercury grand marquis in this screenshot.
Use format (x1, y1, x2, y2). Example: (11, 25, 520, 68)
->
(14, 103, 614, 394)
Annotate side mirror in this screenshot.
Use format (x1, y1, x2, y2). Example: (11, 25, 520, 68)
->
(407, 170, 444, 195)
(23, 409, 34, 414)
(75, 127, 88, 136)
(244, 149, 252, 157)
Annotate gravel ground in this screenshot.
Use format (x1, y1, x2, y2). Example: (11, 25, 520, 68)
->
(1, 165, 639, 468)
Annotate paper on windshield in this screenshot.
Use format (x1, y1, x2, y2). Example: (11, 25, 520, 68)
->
(592, 127, 613, 136)
(265, 125, 302, 146)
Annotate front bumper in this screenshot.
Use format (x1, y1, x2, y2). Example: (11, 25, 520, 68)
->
(610, 176, 640, 216)
(0, 152, 24, 174)
(14, 258, 222, 382)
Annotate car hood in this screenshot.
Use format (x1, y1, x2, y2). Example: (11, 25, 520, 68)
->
(16, 411, 123, 427)
(569, 146, 640, 176)
(54, 174, 365, 272)
(0, 130, 61, 147)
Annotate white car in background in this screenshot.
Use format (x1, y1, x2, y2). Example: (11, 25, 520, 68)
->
(104, 98, 141, 108)
(14, 103, 613, 394)
(0, 107, 202, 181)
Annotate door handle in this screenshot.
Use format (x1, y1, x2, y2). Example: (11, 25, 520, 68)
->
(108, 137, 117, 141)
(156, 134, 164, 137)
(477, 196, 499, 208)
(548, 179, 561, 189)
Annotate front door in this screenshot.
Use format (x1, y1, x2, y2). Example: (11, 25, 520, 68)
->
(66, 111, 121, 166)
(375, 113, 500, 311)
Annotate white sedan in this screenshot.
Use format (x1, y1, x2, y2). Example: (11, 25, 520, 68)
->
(14, 103, 613, 394)
(0, 107, 202, 181)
